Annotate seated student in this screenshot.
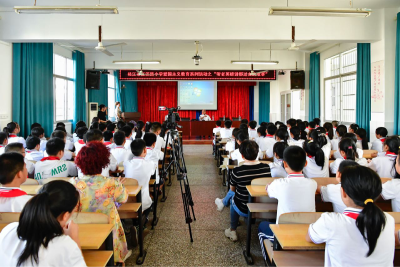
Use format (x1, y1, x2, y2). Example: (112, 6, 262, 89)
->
(371, 127, 388, 153)
(266, 127, 287, 159)
(257, 124, 277, 149)
(310, 128, 331, 159)
(286, 119, 297, 139)
(241, 118, 249, 125)
(4, 122, 26, 148)
(56, 121, 73, 141)
(222, 141, 271, 239)
(34, 138, 78, 184)
(297, 121, 307, 140)
(348, 123, 359, 134)
(0, 153, 32, 212)
(72, 143, 130, 264)
(313, 118, 321, 128)
(132, 121, 145, 139)
(54, 126, 74, 151)
(150, 122, 166, 155)
(332, 120, 338, 137)
(124, 139, 156, 225)
(47, 130, 74, 161)
(368, 136, 399, 178)
(25, 136, 44, 162)
(0, 180, 86, 267)
(248, 120, 258, 140)
(144, 132, 162, 183)
(331, 124, 347, 151)
(307, 166, 395, 267)
(334, 133, 364, 159)
(381, 151, 400, 211)
(230, 131, 263, 165)
(213, 120, 222, 135)
(288, 126, 305, 147)
(323, 122, 334, 142)
(121, 125, 133, 150)
(258, 146, 317, 257)
(89, 122, 99, 130)
(74, 126, 88, 155)
(117, 120, 126, 131)
(31, 127, 47, 152)
(356, 128, 369, 150)
(73, 121, 86, 143)
(5, 143, 35, 178)
(107, 123, 116, 133)
(99, 123, 107, 133)
(111, 131, 132, 165)
(268, 142, 288, 178)
(330, 138, 368, 174)
(319, 160, 359, 213)
(0, 132, 8, 155)
(220, 120, 233, 139)
(303, 140, 329, 178)
(103, 130, 115, 149)
(226, 128, 240, 153)
(306, 121, 317, 133)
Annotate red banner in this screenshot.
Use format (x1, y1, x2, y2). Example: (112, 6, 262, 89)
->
(120, 70, 276, 80)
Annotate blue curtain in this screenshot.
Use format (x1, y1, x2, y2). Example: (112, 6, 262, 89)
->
(12, 43, 54, 138)
(309, 52, 320, 120)
(115, 70, 122, 104)
(73, 50, 86, 131)
(394, 12, 400, 135)
(196, 110, 202, 120)
(259, 82, 270, 123)
(120, 81, 138, 112)
(356, 43, 371, 139)
(88, 74, 108, 118)
(249, 86, 254, 121)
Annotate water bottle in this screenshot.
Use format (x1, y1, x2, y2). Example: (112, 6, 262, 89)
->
(239, 115, 241, 121)
(223, 115, 225, 121)
(212, 115, 214, 121)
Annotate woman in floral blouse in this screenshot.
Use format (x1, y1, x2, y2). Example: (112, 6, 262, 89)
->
(71, 141, 131, 264)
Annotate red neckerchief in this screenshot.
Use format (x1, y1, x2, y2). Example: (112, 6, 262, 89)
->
(334, 127, 337, 129)
(0, 188, 27, 198)
(114, 146, 124, 149)
(343, 209, 360, 220)
(78, 140, 85, 144)
(287, 172, 304, 178)
(216, 126, 221, 128)
(40, 156, 60, 161)
(0, 145, 4, 147)
(307, 154, 313, 159)
(9, 135, 17, 138)
(386, 152, 397, 159)
(104, 142, 111, 145)
(147, 147, 153, 150)
(26, 150, 32, 153)
(112, 131, 115, 133)
(380, 138, 386, 143)
(266, 135, 274, 138)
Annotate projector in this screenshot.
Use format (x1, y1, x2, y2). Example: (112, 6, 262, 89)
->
(192, 54, 202, 66)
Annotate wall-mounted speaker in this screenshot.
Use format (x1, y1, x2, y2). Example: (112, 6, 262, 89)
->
(290, 70, 305, 89)
(86, 70, 100, 90)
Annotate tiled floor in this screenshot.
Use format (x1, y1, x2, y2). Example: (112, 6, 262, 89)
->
(126, 145, 265, 266)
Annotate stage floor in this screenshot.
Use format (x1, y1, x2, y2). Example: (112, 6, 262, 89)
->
(182, 137, 213, 145)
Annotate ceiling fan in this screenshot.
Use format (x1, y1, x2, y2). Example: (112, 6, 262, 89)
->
(287, 26, 316, 51)
(136, 64, 150, 76)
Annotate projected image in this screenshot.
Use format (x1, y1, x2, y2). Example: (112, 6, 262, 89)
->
(180, 81, 215, 105)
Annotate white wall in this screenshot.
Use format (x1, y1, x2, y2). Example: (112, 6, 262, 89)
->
(0, 41, 12, 129)
(269, 71, 291, 122)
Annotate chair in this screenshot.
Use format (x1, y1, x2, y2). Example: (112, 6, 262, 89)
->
(72, 212, 110, 224)
(0, 212, 20, 223)
(22, 178, 39, 185)
(40, 177, 73, 184)
(123, 178, 139, 186)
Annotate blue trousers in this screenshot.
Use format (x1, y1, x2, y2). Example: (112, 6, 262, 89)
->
(223, 190, 235, 206)
(258, 221, 275, 262)
(230, 199, 248, 230)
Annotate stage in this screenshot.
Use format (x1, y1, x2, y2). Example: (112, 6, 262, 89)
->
(177, 121, 241, 138)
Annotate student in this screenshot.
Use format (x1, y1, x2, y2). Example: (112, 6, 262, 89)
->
(313, 118, 321, 127)
(144, 132, 162, 183)
(31, 127, 47, 151)
(34, 138, 78, 184)
(381, 151, 400, 211)
(219, 120, 233, 138)
(226, 128, 240, 153)
(99, 123, 107, 133)
(5, 143, 35, 178)
(307, 121, 317, 133)
(0, 152, 32, 212)
(72, 142, 130, 264)
(286, 119, 297, 139)
(331, 124, 347, 151)
(330, 138, 368, 174)
(349, 123, 359, 134)
(117, 120, 126, 131)
(356, 128, 369, 150)
(268, 142, 288, 178)
(248, 120, 258, 140)
(0, 132, 8, 155)
(132, 121, 145, 139)
(213, 120, 222, 135)
(258, 146, 317, 259)
(150, 122, 165, 154)
(103, 130, 115, 149)
(54, 127, 74, 151)
(297, 121, 307, 140)
(111, 131, 132, 165)
(47, 130, 74, 161)
(368, 136, 399, 178)
(307, 166, 395, 267)
(90, 122, 99, 130)
(0, 180, 85, 267)
(288, 126, 305, 147)
(74, 126, 88, 155)
(121, 125, 133, 150)
(334, 133, 364, 159)
(4, 122, 26, 148)
(230, 130, 262, 165)
(310, 128, 331, 159)
(56, 121, 73, 142)
(332, 120, 338, 138)
(266, 127, 288, 159)
(319, 160, 359, 213)
(303, 140, 329, 178)
(241, 118, 249, 125)
(223, 140, 271, 240)
(371, 127, 388, 153)
(25, 136, 44, 162)
(106, 123, 116, 133)
(256, 125, 275, 151)
(323, 122, 334, 141)
(73, 121, 86, 143)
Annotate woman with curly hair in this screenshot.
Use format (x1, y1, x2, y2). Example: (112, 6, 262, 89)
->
(70, 141, 131, 264)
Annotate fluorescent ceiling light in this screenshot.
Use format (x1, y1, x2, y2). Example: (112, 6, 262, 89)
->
(231, 60, 279, 65)
(113, 60, 161, 64)
(14, 6, 118, 14)
(269, 7, 371, 17)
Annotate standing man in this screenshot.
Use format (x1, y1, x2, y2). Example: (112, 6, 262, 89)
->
(199, 110, 211, 121)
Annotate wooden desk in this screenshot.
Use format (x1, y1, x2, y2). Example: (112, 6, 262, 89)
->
(83, 251, 113, 267)
(272, 251, 324, 267)
(190, 121, 241, 137)
(125, 185, 141, 197)
(246, 185, 268, 197)
(21, 185, 42, 194)
(177, 121, 191, 137)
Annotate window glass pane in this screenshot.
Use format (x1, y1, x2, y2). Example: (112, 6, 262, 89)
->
(67, 80, 74, 120)
(108, 88, 115, 119)
(341, 74, 356, 123)
(341, 49, 357, 74)
(55, 78, 66, 121)
(54, 54, 66, 77)
(67, 58, 74, 79)
(108, 74, 115, 88)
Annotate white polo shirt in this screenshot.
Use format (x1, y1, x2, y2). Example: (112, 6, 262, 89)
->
(74, 140, 85, 155)
(65, 139, 74, 151)
(199, 114, 211, 121)
(34, 157, 78, 184)
(368, 153, 397, 178)
(132, 131, 145, 140)
(259, 136, 276, 155)
(267, 174, 317, 222)
(248, 129, 258, 140)
(219, 128, 233, 139)
(103, 141, 116, 150)
(25, 150, 44, 162)
(330, 138, 340, 151)
(0, 187, 32, 212)
(124, 138, 133, 150)
(212, 127, 221, 135)
(303, 157, 330, 178)
(154, 135, 165, 152)
(8, 135, 26, 148)
(321, 144, 331, 160)
(308, 209, 395, 267)
(371, 138, 385, 153)
(145, 147, 162, 183)
(77, 154, 117, 178)
(225, 138, 236, 152)
(124, 157, 156, 211)
(0, 222, 86, 267)
(111, 146, 133, 165)
(268, 159, 287, 178)
(39, 139, 47, 152)
(320, 183, 346, 213)
(25, 159, 35, 176)
(43, 149, 73, 161)
(381, 179, 400, 212)
(288, 139, 305, 148)
(230, 148, 263, 166)
(333, 148, 364, 159)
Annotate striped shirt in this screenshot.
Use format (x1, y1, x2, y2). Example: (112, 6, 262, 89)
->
(231, 163, 271, 214)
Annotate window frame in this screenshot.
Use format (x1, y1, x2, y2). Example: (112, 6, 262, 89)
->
(107, 74, 116, 120)
(53, 54, 74, 123)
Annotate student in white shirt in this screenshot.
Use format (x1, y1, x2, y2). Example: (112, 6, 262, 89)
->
(332, 120, 338, 138)
(219, 120, 233, 139)
(268, 142, 288, 178)
(356, 128, 369, 150)
(73, 121, 87, 143)
(150, 122, 165, 156)
(103, 130, 116, 149)
(266, 127, 287, 159)
(0, 180, 86, 267)
(0, 152, 32, 212)
(310, 128, 331, 160)
(368, 136, 399, 178)
(74, 126, 88, 156)
(34, 138, 78, 184)
(323, 122, 335, 143)
(288, 126, 305, 147)
(25, 136, 44, 162)
(303, 140, 329, 178)
(319, 160, 359, 213)
(0, 132, 8, 155)
(199, 109, 211, 121)
(333, 133, 364, 159)
(48, 130, 75, 161)
(121, 125, 133, 150)
(371, 127, 388, 153)
(331, 125, 347, 151)
(132, 121, 145, 140)
(55, 122, 74, 142)
(54, 126, 74, 151)
(258, 124, 277, 154)
(248, 120, 258, 140)
(331, 138, 368, 175)
(31, 126, 47, 152)
(225, 128, 239, 153)
(213, 120, 222, 135)
(144, 132, 162, 183)
(307, 166, 395, 267)
(258, 146, 317, 260)
(4, 122, 26, 148)
(229, 130, 263, 165)
(5, 143, 35, 178)
(381, 154, 400, 211)
(111, 131, 133, 165)
(348, 123, 359, 134)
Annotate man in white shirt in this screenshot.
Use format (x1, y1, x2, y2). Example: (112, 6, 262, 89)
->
(144, 132, 162, 183)
(25, 136, 44, 162)
(0, 132, 8, 155)
(371, 127, 388, 153)
(248, 120, 258, 140)
(0, 152, 32, 212)
(220, 120, 233, 139)
(199, 110, 211, 121)
(111, 131, 133, 165)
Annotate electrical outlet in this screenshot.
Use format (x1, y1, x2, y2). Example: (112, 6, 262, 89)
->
(0, 114, 9, 119)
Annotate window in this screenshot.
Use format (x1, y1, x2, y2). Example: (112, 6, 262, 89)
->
(53, 54, 74, 121)
(324, 48, 357, 123)
(108, 74, 116, 119)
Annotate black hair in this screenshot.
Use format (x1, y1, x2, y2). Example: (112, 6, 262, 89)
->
(376, 127, 388, 138)
(26, 136, 41, 150)
(113, 131, 125, 146)
(273, 141, 289, 159)
(275, 128, 289, 144)
(257, 126, 266, 137)
(356, 128, 369, 150)
(127, 122, 135, 131)
(260, 122, 268, 128)
(283, 146, 306, 172)
(17, 180, 80, 266)
(51, 130, 66, 140)
(304, 121, 309, 128)
(90, 122, 99, 130)
(31, 127, 44, 138)
(30, 123, 42, 131)
(107, 123, 116, 132)
(341, 166, 386, 257)
(56, 122, 65, 128)
(267, 124, 277, 136)
(76, 127, 88, 139)
(298, 122, 307, 140)
(349, 123, 359, 133)
(143, 132, 157, 147)
(236, 130, 249, 143)
(232, 128, 241, 140)
(117, 120, 126, 130)
(215, 120, 222, 127)
(0, 132, 8, 144)
(338, 137, 358, 160)
(241, 119, 249, 125)
(0, 152, 25, 184)
(296, 119, 302, 126)
(249, 120, 257, 129)
(135, 121, 145, 139)
(54, 127, 66, 133)
(130, 138, 146, 156)
(4, 122, 17, 134)
(384, 136, 400, 154)
(99, 123, 107, 132)
(310, 128, 328, 149)
(239, 123, 248, 131)
(86, 129, 103, 142)
(290, 126, 301, 141)
(239, 140, 259, 161)
(74, 121, 86, 134)
(308, 121, 316, 129)
(336, 125, 347, 138)
(338, 160, 359, 173)
(103, 130, 113, 142)
(99, 104, 106, 109)
(323, 122, 334, 140)
(224, 120, 232, 129)
(145, 121, 152, 133)
(343, 133, 358, 144)
(287, 119, 297, 128)
(150, 122, 162, 133)
(45, 138, 65, 156)
(313, 118, 321, 126)
(5, 143, 24, 153)
(303, 140, 325, 169)
(121, 125, 133, 138)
